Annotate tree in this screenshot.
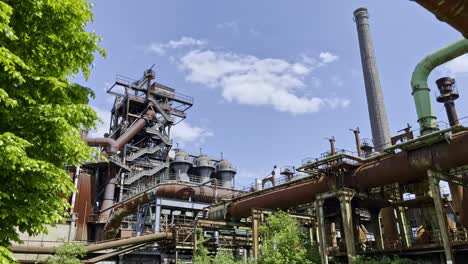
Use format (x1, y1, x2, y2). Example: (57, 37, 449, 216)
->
(0, 0, 103, 259)
(44, 243, 86, 264)
(259, 211, 314, 264)
(193, 228, 211, 264)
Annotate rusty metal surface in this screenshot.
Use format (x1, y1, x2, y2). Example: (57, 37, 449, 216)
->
(10, 232, 172, 255)
(83, 110, 155, 154)
(351, 131, 468, 190)
(103, 183, 239, 236)
(75, 173, 93, 241)
(228, 177, 330, 219)
(215, 131, 468, 220)
(415, 0, 468, 38)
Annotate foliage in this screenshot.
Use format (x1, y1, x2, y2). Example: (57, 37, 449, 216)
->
(193, 228, 211, 264)
(306, 242, 321, 264)
(0, 0, 103, 258)
(44, 243, 86, 264)
(259, 211, 315, 264)
(192, 228, 254, 264)
(352, 256, 415, 264)
(0, 246, 16, 264)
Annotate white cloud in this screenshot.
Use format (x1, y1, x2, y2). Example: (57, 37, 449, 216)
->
(146, 36, 207, 55)
(171, 121, 214, 147)
(89, 106, 111, 137)
(439, 54, 468, 77)
(216, 21, 239, 32)
(319, 52, 339, 64)
(178, 49, 349, 114)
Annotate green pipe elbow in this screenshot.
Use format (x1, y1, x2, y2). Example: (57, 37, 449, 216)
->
(411, 39, 468, 135)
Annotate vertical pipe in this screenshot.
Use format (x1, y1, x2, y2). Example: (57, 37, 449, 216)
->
(353, 7, 392, 151)
(350, 128, 362, 157)
(411, 39, 468, 135)
(329, 137, 336, 156)
(100, 178, 116, 219)
(69, 166, 80, 241)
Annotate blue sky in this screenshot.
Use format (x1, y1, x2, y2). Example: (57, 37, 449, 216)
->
(76, 0, 468, 188)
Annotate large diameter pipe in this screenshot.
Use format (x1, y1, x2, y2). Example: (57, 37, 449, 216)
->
(84, 110, 155, 154)
(214, 130, 468, 220)
(414, 0, 468, 38)
(411, 39, 468, 135)
(9, 232, 172, 255)
(350, 130, 468, 190)
(354, 7, 392, 151)
(100, 178, 116, 219)
(220, 177, 329, 219)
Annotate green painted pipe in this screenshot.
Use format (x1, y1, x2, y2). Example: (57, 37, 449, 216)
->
(411, 39, 468, 135)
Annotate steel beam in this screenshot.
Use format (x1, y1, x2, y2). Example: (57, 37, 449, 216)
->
(428, 170, 455, 264)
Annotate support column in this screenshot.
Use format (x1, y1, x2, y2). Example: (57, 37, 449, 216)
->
(315, 199, 328, 264)
(309, 226, 315, 244)
(428, 170, 455, 264)
(370, 209, 383, 250)
(396, 206, 412, 248)
(154, 199, 161, 232)
(338, 190, 356, 263)
(252, 209, 260, 261)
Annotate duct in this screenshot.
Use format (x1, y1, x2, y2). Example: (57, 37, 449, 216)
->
(350, 130, 468, 190)
(84, 110, 156, 154)
(100, 178, 116, 220)
(103, 183, 240, 237)
(207, 130, 468, 220)
(411, 39, 468, 135)
(82, 244, 147, 264)
(209, 177, 330, 220)
(10, 232, 172, 255)
(414, 0, 468, 38)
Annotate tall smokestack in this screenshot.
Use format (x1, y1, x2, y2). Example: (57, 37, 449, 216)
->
(353, 7, 391, 152)
(353, 8, 400, 248)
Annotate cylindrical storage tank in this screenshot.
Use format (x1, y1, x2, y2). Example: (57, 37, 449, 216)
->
(171, 150, 193, 182)
(194, 155, 215, 183)
(216, 160, 236, 189)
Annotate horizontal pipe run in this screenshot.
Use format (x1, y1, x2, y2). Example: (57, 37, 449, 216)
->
(208, 130, 468, 220)
(9, 232, 172, 255)
(103, 183, 241, 237)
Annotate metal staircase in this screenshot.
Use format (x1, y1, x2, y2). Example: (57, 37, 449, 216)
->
(108, 156, 131, 172)
(125, 163, 169, 185)
(126, 145, 162, 162)
(145, 127, 171, 145)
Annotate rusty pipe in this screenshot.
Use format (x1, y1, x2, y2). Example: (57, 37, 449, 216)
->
(209, 130, 468, 220)
(223, 177, 329, 219)
(84, 110, 155, 154)
(414, 0, 468, 38)
(103, 183, 240, 237)
(9, 232, 173, 255)
(350, 130, 468, 190)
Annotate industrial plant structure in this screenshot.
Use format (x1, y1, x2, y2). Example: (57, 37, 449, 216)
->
(10, 1, 468, 264)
